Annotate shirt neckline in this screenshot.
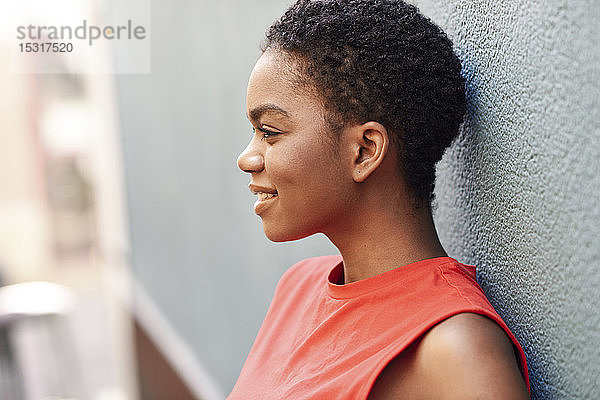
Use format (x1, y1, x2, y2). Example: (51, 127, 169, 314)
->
(326, 256, 457, 300)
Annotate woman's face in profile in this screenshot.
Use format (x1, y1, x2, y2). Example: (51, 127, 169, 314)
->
(238, 50, 353, 242)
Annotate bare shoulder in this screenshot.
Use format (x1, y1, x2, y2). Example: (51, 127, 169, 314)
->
(421, 313, 529, 398)
(368, 313, 529, 400)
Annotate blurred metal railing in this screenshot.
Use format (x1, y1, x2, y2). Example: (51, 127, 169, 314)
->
(0, 281, 79, 400)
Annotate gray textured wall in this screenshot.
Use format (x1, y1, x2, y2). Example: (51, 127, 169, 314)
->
(115, 0, 599, 398)
(413, 1, 600, 399)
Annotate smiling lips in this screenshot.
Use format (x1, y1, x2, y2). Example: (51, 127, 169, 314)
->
(257, 192, 278, 201)
(249, 184, 279, 214)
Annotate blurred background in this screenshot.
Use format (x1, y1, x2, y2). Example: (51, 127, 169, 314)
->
(1, 0, 335, 398)
(1, 0, 599, 399)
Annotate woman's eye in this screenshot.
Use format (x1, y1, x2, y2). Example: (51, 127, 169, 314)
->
(260, 130, 279, 140)
(253, 126, 280, 141)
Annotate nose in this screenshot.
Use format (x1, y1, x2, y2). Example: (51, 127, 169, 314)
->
(237, 140, 264, 173)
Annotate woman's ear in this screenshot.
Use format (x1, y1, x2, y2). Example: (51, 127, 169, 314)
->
(347, 121, 390, 183)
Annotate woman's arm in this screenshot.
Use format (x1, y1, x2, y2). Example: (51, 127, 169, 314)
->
(368, 313, 529, 399)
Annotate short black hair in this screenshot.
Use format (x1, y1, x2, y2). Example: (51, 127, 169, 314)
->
(264, 0, 466, 206)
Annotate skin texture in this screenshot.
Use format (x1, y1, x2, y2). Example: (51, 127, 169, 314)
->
(368, 314, 529, 400)
(237, 50, 529, 399)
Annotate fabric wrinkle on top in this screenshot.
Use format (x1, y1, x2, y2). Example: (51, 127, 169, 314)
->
(228, 255, 530, 400)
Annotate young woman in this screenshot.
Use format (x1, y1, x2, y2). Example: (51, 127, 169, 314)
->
(231, 0, 530, 398)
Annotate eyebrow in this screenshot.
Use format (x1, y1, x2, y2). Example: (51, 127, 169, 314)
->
(248, 104, 289, 122)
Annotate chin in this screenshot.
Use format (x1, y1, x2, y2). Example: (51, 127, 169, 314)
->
(262, 223, 315, 243)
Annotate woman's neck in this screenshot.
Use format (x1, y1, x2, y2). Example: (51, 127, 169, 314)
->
(326, 197, 447, 284)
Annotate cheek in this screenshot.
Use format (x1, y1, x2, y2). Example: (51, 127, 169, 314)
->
(272, 140, 339, 183)
(261, 142, 350, 241)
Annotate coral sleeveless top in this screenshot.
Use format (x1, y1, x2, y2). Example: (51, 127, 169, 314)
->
(228, 255, 529, 399)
